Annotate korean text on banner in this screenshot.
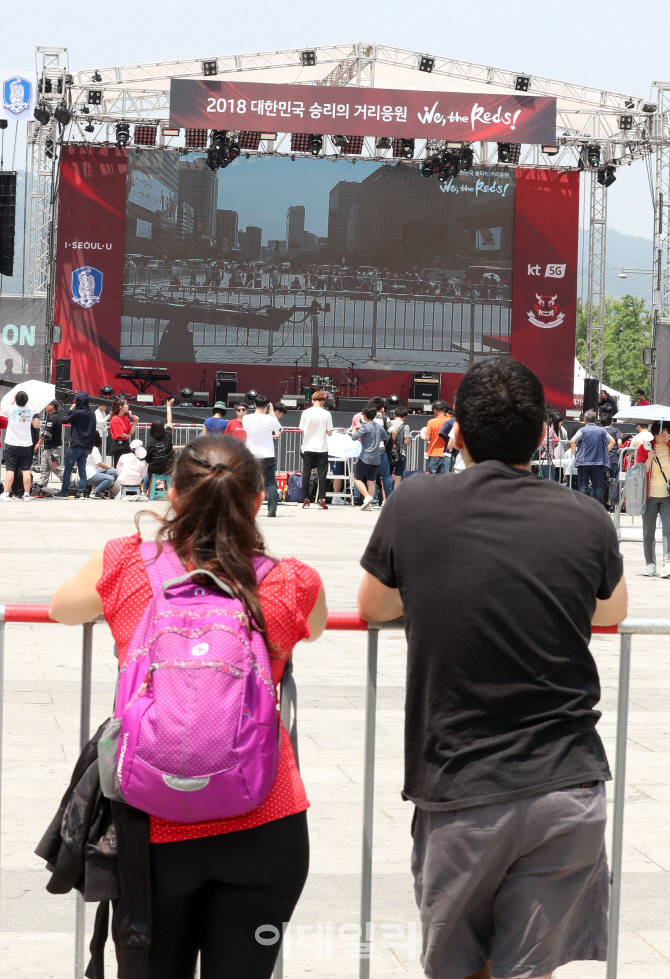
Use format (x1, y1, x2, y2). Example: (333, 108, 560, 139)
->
(0, 71, 35, 121)
(510, 169, 579, 409)
(169, 80, 556, 144)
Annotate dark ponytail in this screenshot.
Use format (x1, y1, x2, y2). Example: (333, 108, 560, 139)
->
(137, 435, 270, 636)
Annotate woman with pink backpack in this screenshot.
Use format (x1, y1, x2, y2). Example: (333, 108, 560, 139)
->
(49, 435, 327, 979)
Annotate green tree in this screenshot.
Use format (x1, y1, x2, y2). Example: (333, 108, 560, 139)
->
(575, 295, 650, 397)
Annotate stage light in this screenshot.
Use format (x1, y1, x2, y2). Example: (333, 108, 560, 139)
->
(643, 103, 657, 113)
(586, 144, 601, 167)
(497, 143, 511, 163)
(309, 134, 323, 155)
(619, 115, 634, 131)
(460, 146, 474, 171)
(597, 164, 616, 187)
(419, 56, 435, 73)
(515, 75, 531, 92)
(542, 144, 559, 156)
(54, 103, 72, 126)
(84, 122, 95, 133)
(87, 89, 103, 106)
(375, 136, 393, 150)
(301, 50, 317, 66)
(115, 122, 131, 148)
(246, 388, 258, 401)
(201, 60, 218, 76)
(92, 71, 102, 82)
(34, 103, 50, 125)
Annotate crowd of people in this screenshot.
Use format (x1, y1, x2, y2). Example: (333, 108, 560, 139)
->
(41, 356, 627, 979)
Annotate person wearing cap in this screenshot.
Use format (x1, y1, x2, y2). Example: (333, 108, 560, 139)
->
(33, 401, 65, 497)
(202, 402, 229, 437)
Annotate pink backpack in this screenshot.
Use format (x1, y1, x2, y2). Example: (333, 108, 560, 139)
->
(98, 541, 280, 823)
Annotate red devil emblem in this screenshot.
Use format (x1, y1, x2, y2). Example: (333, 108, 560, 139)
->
(527, 294, 565, 329)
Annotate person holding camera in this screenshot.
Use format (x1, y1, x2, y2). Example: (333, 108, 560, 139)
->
(636, 420, 670, 577)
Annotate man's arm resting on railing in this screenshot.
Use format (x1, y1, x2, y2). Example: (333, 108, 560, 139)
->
(49, 547, 105, 625)
(592, 575, 628, 627)
(357, 571, 403, 622)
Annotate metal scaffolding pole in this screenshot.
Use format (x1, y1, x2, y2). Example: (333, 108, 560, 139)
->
(651, 83, 670, 402)
(585, 170, 608, 388)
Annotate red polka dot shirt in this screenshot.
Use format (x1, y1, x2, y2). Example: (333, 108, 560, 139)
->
(96, 534, 322, 844)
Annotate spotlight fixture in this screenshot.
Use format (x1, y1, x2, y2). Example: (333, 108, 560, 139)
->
(201, 60, 218, 76)
(515, 75, 530, 92)
(497, 142, 511, 163)
(92, 71, 102, 83)
(375, 136, 393, 150)
(300, 50, 317, 66)
(84, 122, 95, 133)
(34, 103, 51, 125)
(87, 89, 103, 106)
(597, 164, 616, 187)
(115, 122, 131, 149)
(541, 144, 560, 156)
(586, 144, 601, 167)
(419, 56, 435, 73)
(643, 103, 657, 113)
(460, 145, 474, 171)
(309, 134, 323, 155)
(53, 102, 72, 126)
(619, 115, 634, 131)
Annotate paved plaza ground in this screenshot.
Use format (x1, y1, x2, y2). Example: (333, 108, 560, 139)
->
(1, 498, 669, 978)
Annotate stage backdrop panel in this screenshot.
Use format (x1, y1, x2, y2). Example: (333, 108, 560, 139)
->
(53, 145, 126, 394)
(511, 169, 579, 408)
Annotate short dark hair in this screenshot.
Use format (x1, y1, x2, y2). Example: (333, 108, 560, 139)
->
(363, 406, 377, 421)
(454, 359, 545, 465)
(394, 406, 408, 418)
(584, 410, 597, 424)
(432, 400, 448, 413)
(274, 402, 288, 414)
(15, 390, 28, 407)
(254, 394, 269, 408)
(150, 419, 166, 438)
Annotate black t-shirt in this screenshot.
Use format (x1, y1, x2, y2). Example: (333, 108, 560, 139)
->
(146, 431, 174, 474)
(361, 460, 623, 811)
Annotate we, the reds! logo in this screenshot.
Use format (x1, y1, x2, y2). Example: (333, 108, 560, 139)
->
(527, 294, 565, 329)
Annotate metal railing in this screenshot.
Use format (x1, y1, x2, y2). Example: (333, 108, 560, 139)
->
(0, 605, 650, 979)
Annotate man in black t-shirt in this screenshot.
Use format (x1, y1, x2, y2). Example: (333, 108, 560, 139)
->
(358, 358, 627, 979)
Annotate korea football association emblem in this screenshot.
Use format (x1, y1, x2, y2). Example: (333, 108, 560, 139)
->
(3, 76, 32, 115)
(71, 266, 103, 309)
(527, 294, 565, 329)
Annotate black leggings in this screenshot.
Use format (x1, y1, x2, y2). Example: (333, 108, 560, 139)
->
(149, 811, 309, 979)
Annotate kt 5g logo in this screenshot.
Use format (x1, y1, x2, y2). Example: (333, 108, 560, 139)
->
(527, 263, 566, 278)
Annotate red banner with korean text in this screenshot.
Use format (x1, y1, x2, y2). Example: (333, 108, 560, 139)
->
(169, 80, 556, 144)
(53, 145, 127, 394)
(510, 169, 579, 410)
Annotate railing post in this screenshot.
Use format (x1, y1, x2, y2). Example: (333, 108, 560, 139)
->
(0, 611, 4, 937)
(359, 627, 379, 979)
(75, 622, 94, 979)
(607, 631, 632, 979)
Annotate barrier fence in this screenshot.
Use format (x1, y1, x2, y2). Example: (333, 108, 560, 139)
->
(0, 604, 657, 978)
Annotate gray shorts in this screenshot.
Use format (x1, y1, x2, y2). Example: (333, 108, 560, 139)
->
(411, 782, 608, 979)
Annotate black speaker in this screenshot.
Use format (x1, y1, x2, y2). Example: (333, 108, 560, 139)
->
(583, 378, 599, 412)
(56, 358, 71, 387)
(410, 372, 440, 401)
(337, 397, 369, 413)
(0, 172, 17, 278)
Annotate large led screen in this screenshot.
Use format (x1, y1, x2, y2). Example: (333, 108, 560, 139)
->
(120, 150, 515, 373)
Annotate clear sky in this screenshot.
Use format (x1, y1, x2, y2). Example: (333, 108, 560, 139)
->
(1, 0, 668, 241)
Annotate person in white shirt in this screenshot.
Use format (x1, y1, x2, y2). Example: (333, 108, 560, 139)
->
(0, 389, 38, 501)
(242, 394, 281, 517)
(85, 432, 117, 498)
(299, 390, 333, 509)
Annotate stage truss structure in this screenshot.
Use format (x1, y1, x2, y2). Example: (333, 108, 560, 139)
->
(25, 43, 670, 393)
